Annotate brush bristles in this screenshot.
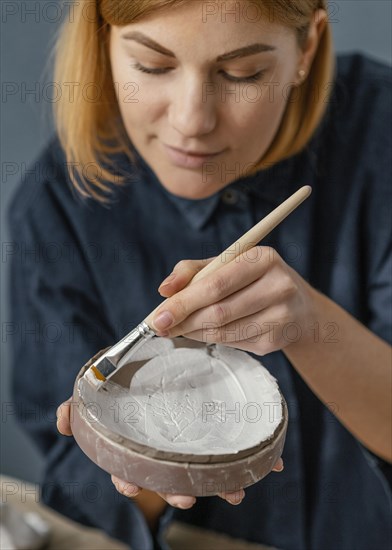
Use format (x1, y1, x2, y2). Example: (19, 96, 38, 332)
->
(83, 366, 106, 390)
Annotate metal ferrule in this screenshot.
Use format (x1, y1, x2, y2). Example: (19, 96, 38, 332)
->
(92, 322, 156, 379)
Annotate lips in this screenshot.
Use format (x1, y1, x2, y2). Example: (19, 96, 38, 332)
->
(163, 144, 224, 169)
(169, 145, 223, 156)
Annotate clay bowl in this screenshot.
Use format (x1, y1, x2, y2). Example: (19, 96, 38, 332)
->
(71, 337, 288, 496)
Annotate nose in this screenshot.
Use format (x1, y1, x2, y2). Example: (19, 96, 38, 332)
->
(168, 73, 217, 138)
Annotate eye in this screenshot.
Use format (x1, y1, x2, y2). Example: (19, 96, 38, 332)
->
(131, 62, 266, 84)
(130, 62, 173, 75)
(220, 70, 266, 83)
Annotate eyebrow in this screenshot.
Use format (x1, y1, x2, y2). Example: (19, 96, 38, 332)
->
(121, 31, 275, 61)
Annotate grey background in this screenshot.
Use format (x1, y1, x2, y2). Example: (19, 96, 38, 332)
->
(1, 1, 391, 483)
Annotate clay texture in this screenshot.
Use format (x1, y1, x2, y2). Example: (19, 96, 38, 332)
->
(72, 337, 288, 495)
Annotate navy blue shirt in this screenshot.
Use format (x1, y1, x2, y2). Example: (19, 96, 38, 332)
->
(7, 54, 391, 550)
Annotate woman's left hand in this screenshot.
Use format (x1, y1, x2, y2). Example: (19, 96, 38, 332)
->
(152, 246, 318, 355)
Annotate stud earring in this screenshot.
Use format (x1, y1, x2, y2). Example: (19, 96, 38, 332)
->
(298, 68, 307, 80)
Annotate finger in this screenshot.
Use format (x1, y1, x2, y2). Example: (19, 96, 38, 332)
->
(186, 332, 285, 356)
(158, 257, 216, 297)
(111, 475, 142, 498)
(217, 488, 245, 505)
(157, 492, 196, 509)
(168, 267, 286, 338)
(56, 398, 73, 436)
(183, 320, 289, 357)
(152, 248, 270, 334)
(181, 308, 274, 344)
(272, 457, 284, 472)
(184, 298, 295, 352)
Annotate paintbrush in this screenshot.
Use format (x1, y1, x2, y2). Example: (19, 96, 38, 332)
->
(83, 185, 312, 390)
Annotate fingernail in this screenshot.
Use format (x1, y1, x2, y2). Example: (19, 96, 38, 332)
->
(273, 459, 284, 472)
(173, 498, 196, 509)
(227, 490, 245, 505)
(159, 272, 176, 288)
(227, 497, 244, 505)
(153, 311, 174, 331)
(123, 485, 139, 497)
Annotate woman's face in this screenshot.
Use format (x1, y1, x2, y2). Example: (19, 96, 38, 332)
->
(110, 1, 305, 199)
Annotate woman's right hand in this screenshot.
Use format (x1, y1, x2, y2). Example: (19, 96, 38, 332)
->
(56, 398, 284, 510)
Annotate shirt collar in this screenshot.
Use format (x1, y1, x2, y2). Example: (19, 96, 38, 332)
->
(121, 144, 313, 231)
(160, 190, 221, 231)
(229, 157, 295, 206)
(130, 150, 221, 230)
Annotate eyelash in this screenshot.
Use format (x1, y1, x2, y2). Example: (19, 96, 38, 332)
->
(130, 62, 266, 83)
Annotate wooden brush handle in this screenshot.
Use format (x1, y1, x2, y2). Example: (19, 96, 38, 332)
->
(190, 185, 311, 283)
(144, 185, 312, 327)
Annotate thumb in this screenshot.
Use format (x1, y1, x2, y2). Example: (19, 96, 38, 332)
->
(56, 398, 73, 436)
(158, 257, 216, 297)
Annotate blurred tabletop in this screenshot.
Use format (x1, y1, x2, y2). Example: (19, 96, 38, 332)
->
(0, 476, 276, 550)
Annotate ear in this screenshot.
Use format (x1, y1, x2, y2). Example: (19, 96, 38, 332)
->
(298, 9, 328, 74)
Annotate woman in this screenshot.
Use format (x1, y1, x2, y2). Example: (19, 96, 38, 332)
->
(8, 1, 391, 549)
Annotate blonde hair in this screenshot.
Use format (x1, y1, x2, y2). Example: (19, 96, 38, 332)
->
(53, 0, 335, 202)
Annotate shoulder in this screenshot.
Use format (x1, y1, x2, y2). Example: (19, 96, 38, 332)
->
(325, 53, 391, 149)
(336, 52, 391, 88)
(306, 55, 391, 257)
(6, 135, 127, 237)
(311, 52, 391, 198)
(7, 135, 78, 230)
